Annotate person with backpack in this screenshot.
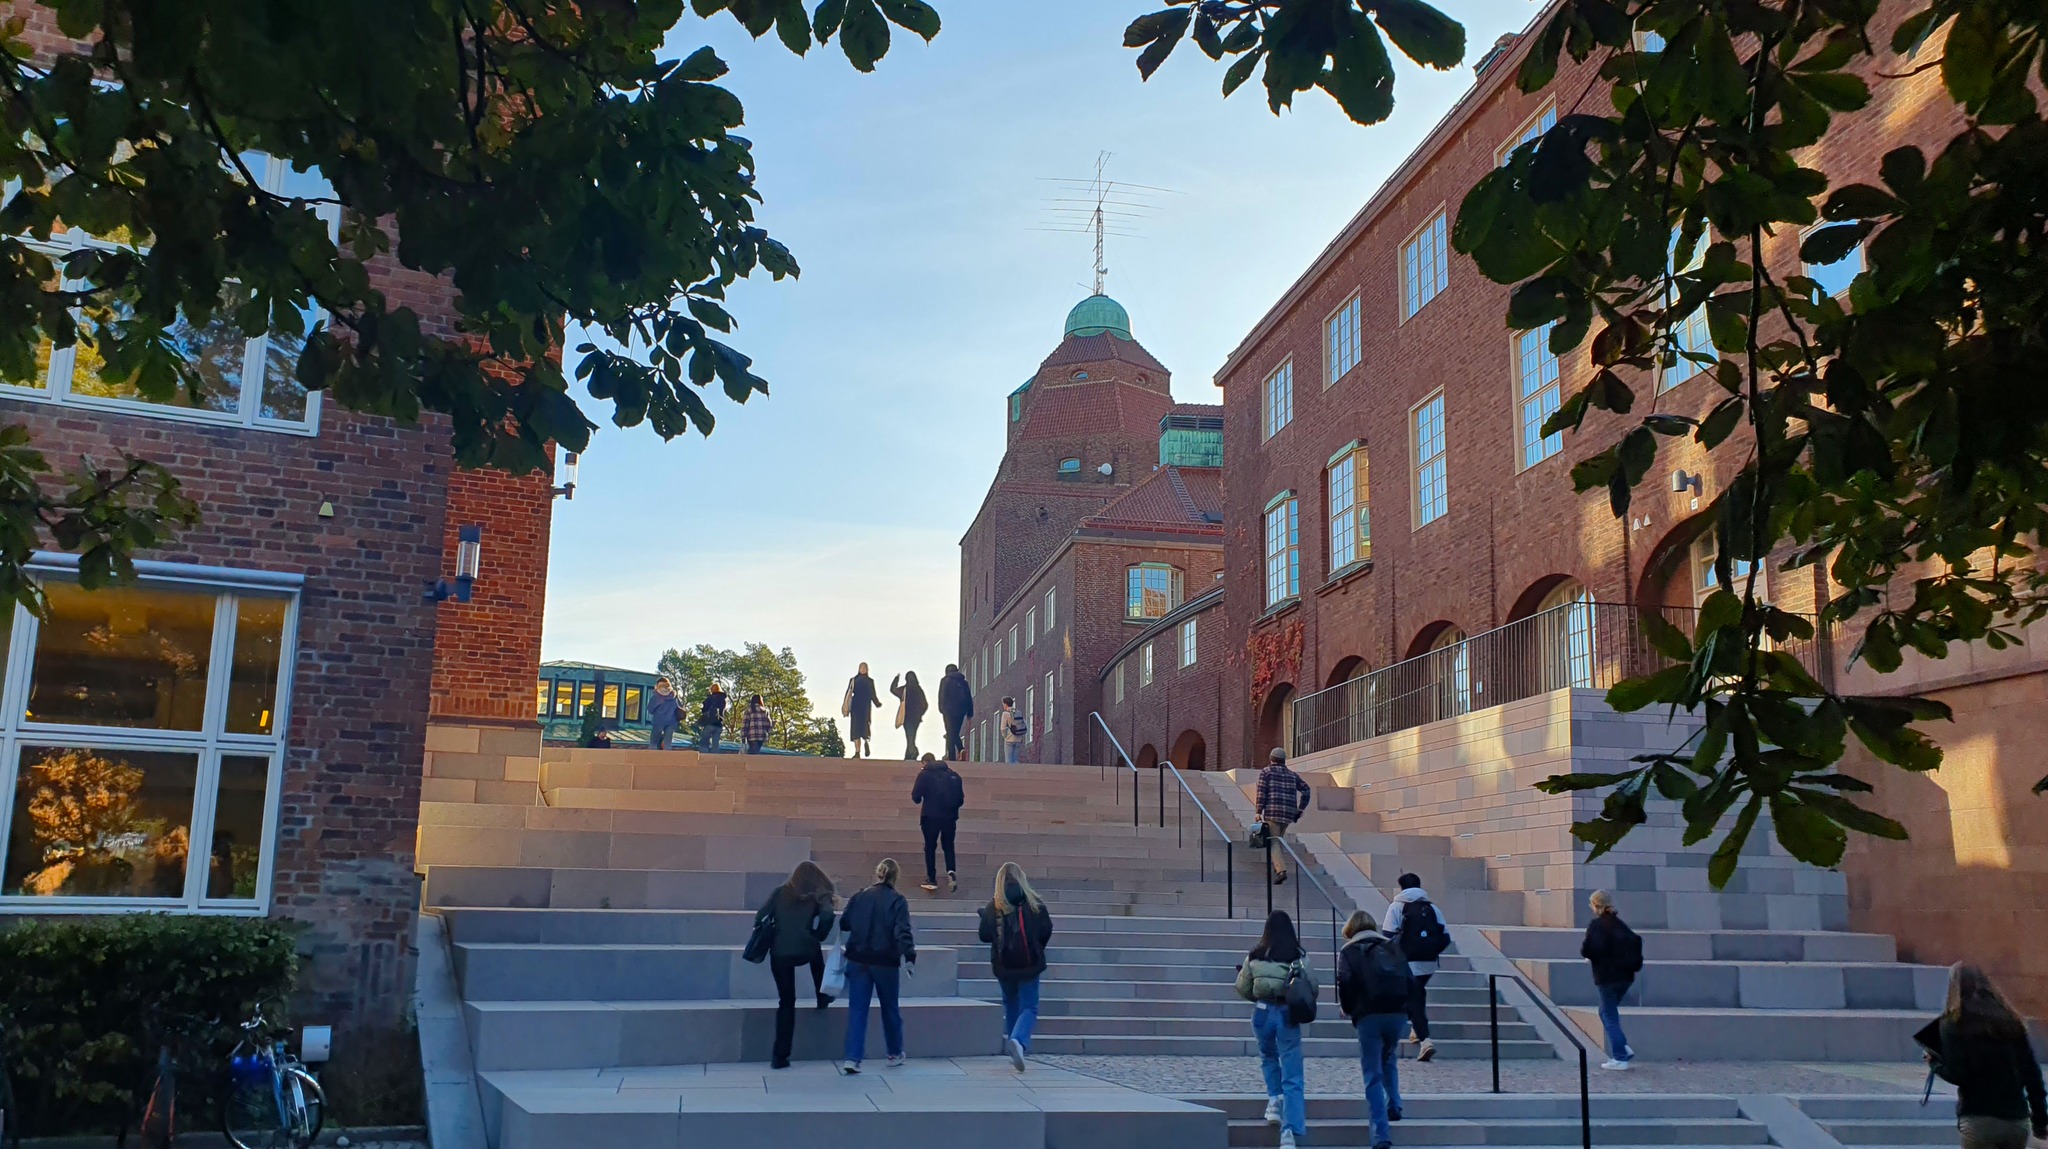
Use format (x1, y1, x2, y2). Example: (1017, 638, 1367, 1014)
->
(1925, 964, 2047, 1149)
(1235, 910, 1313, 1149)
(1338, 909, 1414, 1149)
(838, 858, 915, 1074)
(977, 861, 1054, 1072)
(696, 682, 728, 752)
(997, 696, 1026, 763)
(754, 861, 838, 1069)
(1382, 872, 1450, 1062)
(1581, 889, 1643, 1070)
(1254, 748, 1312, 885)
(909, 752, 966, 893)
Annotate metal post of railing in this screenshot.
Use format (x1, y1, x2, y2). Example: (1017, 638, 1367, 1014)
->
(1158, 764, 1165, 829)
(1226, 842, 1234, 918)
(1578, 1047, 1591, 1149)
(1132, 767, 1139, 828)
(1488, 974, 1501, 1094)
(1264, 838, 1274, 918)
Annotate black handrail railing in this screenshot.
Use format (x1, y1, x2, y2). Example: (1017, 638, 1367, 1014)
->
(1266, 833, 1341, 964)
(1090, 713, 1238, 917)
(1488, 971, 1592, 1149)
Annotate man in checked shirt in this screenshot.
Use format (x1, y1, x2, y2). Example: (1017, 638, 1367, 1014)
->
(1255, 747, 1312, 885)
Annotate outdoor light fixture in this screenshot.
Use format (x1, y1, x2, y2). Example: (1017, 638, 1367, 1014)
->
(552, 452, 580, 500)
(426, 524, 483, 603)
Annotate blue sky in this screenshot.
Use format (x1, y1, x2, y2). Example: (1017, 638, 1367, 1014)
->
(540, 0, 1542, 717)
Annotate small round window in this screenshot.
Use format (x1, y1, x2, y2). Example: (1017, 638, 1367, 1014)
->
(1058, 458, 1081, 474)
(1072, 370, 1090, 381)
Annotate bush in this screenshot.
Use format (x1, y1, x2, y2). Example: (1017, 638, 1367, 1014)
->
(0, 914, 298, 1140)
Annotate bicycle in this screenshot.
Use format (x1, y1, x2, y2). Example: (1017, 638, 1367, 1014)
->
(219, 1008, 325, 1149)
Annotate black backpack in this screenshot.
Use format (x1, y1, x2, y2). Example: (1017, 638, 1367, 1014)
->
(1347, 936, 1413, 1015)
(1396, 898, 1451, 962)
(999, 906, 1037, 970)
(1284, 963, 1319, 1025)
(945, 767, 966, 813)
(1612, 919, 1644, 975)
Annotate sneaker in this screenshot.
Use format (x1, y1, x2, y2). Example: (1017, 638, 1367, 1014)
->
(840, 1061, 862, 1075)
(947, 871, 958, 893)
(920, 881, 938, 892)
(1264, 1097, 1282, 1127)
(1389, 1106, 1403, 1122)
(1274, 870, 1289, 885)
(817, 993, 834, 1010)
(1406, 1031, 1422, 1044)
(886, 1053, 906, 1068)
(1005, 1037, 1026, 1072)
(1600, 1058, 1632, 1071)
(1418, 1038, 1437, 1062)
(771, 1057, 790, 1070)
(1279, 1130, 1298, 1149)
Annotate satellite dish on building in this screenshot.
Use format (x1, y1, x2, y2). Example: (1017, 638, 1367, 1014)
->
(1098, 463, 1114, 476)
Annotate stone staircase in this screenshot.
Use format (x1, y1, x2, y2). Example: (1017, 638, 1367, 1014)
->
(1794, 1096, 1958, 1149)
(1193, 1094, 1774, 1149)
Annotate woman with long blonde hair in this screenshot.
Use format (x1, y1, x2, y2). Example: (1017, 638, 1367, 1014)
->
(978, 861, 1054, 1071)
(1927, 964, 2045, 1149)
(759, 861, 838, 1069)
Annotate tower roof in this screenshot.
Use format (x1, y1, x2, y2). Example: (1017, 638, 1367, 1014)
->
(1064, 294, 1132, 340)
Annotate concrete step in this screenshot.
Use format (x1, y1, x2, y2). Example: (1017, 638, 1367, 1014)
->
(1515, 956, 1946, 1011)
(1349, 853, 1492, 889)
(542, 787, 736, 813)
(1220, 1118, 1765, 1147)
(537, 760, 721, 791)
(462, 997, 1002, 1070)
(1038, 997, 1506, 1022)
(1029, 1033, 1553, 1059)
(1484, 927, 1900, 963)
(1557, 1005, 1930, 1061)
(1029, 1014, 1533, 1043)
(416, 823, 809, 872)
(422, 866, 787, 910)
(450, 941, 960, 1001)
(1333, 831, 1453, 857)
(1817, 1121, 1959, 1146)
(958, 978, 1498, 1007)
(1192, 1095, 1748, 1120)
(418, 801, 790, 836)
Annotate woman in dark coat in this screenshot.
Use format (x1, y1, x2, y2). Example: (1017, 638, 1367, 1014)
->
(845, 663, 882, 758)
(890, 671, 929, 760)
(758, 861, 838, 1069)
(1926, 964, 2047, 1149)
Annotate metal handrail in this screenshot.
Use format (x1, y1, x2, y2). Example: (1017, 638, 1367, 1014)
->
(1089, 712, 1239, 917)
(1088, 711, 1144, 829)
(1268, 833, 1342, 963)
(1488, 970, 1592, 1149)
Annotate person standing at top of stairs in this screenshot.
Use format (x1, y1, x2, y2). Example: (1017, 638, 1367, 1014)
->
(996, 697, 1026, 763)
(1383, 873, 1451, 1063)
(839, 857, 916, 1074)
(891, 671, 929, 760)
(910, 753, 965, 893)
(1255, 748, 1312, 886)
(696, 682, 728, 752)
(844, 663, 883, 758)
(936, 663, 974, 760)
(647, 676, 681, 750)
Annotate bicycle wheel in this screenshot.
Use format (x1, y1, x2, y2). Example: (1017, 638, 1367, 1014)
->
(220, 1071, 288, 1149)
(278, 1066, 324, 1149)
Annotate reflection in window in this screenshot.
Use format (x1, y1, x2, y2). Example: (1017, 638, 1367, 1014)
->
(206, 755, 271, 901)
(537, 681, 552, 717)
(1126, 564, 1183, 619)
(555, 680, 575, 716)
(227, 596, 288, 735)
(601, 684, 620, 720)
(4, 746, 198, 898)
(578, 682, 596, 716)
(28, 582, 215, 730)
(624, 686, 644, 723)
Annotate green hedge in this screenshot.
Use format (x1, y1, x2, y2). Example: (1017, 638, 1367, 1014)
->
(0, 914, 299, 1139)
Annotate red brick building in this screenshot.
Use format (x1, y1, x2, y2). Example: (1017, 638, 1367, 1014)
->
(0, 5, 553, 1032)
(958, 297, 1230, 765)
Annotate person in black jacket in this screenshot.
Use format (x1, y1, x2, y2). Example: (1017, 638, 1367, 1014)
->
(837, 858, 915, 1074)
(1580, 889, 1641, 1070)
(1927, 964, 2047, 1149)
(890, 671, 929, 759)
(910, 753, 966, 893)
(696, 682, 728, 752)
(936, 663, 974, 759)
(845, 664, 882, 758)
(1337, 910, 1412, 1149)
(758, 861, 838, 1069)
(978, 862, 1053, 1071)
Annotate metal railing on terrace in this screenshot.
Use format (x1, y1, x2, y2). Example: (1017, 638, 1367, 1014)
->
(1290, 599, 1834, 758)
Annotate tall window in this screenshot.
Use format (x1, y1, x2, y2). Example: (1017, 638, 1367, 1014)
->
(601, 684, 621, 720)
(1180, 618, 1198, 668)
(1044, 587, 1057, 630)
(1043, 671, 1055, 736)
(1264, 495, 1301, 606)
(1538, 581, 1596, 690)
(1517, 322, 1563, 469)
(1431, 627, 1473, 716)
(1115, 661, 1125, 704)
(4, 154, 332, 434)
(578, 682, 597, 716)
(1665, 233, 1713, 390)
(1498, 100, 1558, 165)
(554, 680, 575, 716)
(1140, 643, 1155, 688)
(623, 686, 645, 723)
(1, 571, 297, 910)
(1027, 607, 1038, 648)
(1328, 444, 1372, 571)
(1263, 359, 1294, 440)
(1024, 684, 1037, 742)
(1326, 296, 1362, 386)
(1401, 210, 1449, 320)
(537, 681, 552, 718)
(1692, 530, 1768, 605)
(1412, 392, 1449, 526)
(1127, 564, 1183, 620)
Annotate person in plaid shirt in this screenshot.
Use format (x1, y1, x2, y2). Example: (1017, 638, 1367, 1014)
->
(1256, 748, 1312, 885)
(741, 693, 774, 754)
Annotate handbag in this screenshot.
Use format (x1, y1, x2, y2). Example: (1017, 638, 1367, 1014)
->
(1248, 821, 1270, 850)
(841, 679, 854, 718)
(1284, 961, 1319, 1025)
(743, 902, 777, 964)
(821, 947, 848, 997)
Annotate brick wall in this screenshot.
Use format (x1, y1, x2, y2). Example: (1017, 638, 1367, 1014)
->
(1094, 591, 1232, 773)
(430, 464, 555, 724)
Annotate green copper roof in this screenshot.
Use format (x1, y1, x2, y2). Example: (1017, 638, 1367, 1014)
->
(1064, 294, 1132, 340)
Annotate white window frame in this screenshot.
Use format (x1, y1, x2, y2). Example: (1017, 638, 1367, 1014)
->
(1043, 671, 1054, 738)
(1516, 322, 1564, 470)
(1325, 295, 1362, 387)
(1126, 563, 1183, 620)
(1264, 493, 1301, 607)
(1262, 358, 1294, 441)
(1663, 232, 1714, 392)
(1497, 99, 1559, 166)
(1027, 607, 1038, 648)
(1412, 391, 1449, 527)
(1140, 643, 1154, 688)
(1400, 209, 1450, 321)
(1180, 617, 1198, 668)
(0, 555, 301, 915)
(1044, 587, 1056, 630)
(1024, 684, 1037, 743)
(4, 154, 333, 436)
(1328, 442, 1371, 572)
(1114, 661, 1125, 704)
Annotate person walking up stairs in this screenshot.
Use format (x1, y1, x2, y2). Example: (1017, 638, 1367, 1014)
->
(1338, 909, 1415, 1149)
(839, 858, 916, 1074)
(910, 753, 965, 893)
(756, 861, 838, 1070)
(1383, 872, 1450, 1063)
(1254, 748, 1311, 886)
(1237, 911, 1313, 1149)
(978, 862, 1053, 1072)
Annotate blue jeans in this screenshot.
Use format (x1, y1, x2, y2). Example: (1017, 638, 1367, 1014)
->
(1252, 1004, 1306, 1137)
(1003, 742, 1021, 763)
(1596, 980, 1632, 1061)
(1001, 976, 1041, 1052)
(843, 961, 904, 1062)
(1354, 1012, 1408, 1146)
(697, 722, 722, 752)
(650, 721, 676, 750)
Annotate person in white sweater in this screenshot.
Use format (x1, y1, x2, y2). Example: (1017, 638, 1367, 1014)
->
(1382, 873, 1450, 1062)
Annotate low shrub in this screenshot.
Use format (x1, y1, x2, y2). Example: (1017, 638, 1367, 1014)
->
(0, 914, 298, 1140)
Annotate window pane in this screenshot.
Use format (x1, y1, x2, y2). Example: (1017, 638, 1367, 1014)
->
(258, 307, 318, 424)
(624, 686, 644, 723)
(226, 596, 288, 735)
(1805, 243, 1863, 300)
(28, 582, 215, 730)
(206, 754, 270, 901)
(578, 682, 596, 715)
(554, 680, 574, 715)
(4, 745, 198, 899)
(72, 289, 246, 414)
(538, 681, 552, 717)
(602, 684, 620, 719)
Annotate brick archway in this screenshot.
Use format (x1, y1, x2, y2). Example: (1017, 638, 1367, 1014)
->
(1170, 728, 1207, 773)
(1256, 683, 1294, 758)
(1324, 655, 1371, 688)
(1135, 743, 1159, 771)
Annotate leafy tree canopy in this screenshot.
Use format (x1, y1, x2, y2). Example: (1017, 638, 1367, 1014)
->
(0, 0, 936, 608)
(657, 640, 839, 755)
(1130, 0, 2048, 879)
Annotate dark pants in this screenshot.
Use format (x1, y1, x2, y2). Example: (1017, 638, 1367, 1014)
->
(902, 717, 921, 759)
(770, 953, 825, 1064)
(921, 817, 957, 883)
(746, 739, 765, 754)
(943, 713, 966, 759)
(1407, 972, 1433, 1040)
(697, 721, 722, 751)
(650, 721, 676, 750)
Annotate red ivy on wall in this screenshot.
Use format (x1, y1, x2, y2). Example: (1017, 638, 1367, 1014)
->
(1247, 619, 1304, 704)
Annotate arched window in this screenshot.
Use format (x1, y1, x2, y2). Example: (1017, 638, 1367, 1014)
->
(1538, 579, 1595, 689)
(1430, 626, 1472, 717)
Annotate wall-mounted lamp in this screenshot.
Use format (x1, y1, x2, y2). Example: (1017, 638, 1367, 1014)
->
(1671, 468, 1704, 496)
(552, 452, 580, 501)
(427, 524, 483, 603)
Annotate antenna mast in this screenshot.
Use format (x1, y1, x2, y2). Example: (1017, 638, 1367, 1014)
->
(1088, 150, 1110, 296)
(1031, 157, 1176, 294)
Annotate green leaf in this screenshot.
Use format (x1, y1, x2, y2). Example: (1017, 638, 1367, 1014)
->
(1605, 663, 1691, 712)
(836, 0, 890, 70)
(1708, 795, 1763, 889)
(1134, 8, 1191, 80)
(1769, 793, 1850, 869)
(1221, 49, 1262, 96)
(1534, 770, 1643, 794)
(1941, 6, 1997, 110)
(1638, 609, 1693, 662)
(874, 0, 939, 40)
(1697, 396, 1744, 448)
(1792, 789, 1909, 841)
(1823, 183, 1901, 220)
(1323, 10, 1395, 124)
(1369, 0, 1465, 70)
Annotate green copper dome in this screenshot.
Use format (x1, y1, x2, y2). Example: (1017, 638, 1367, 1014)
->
(1064, 294, 1132, 340)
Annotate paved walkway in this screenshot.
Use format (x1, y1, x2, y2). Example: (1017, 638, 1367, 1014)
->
(1038, 1055, 1947, 1098)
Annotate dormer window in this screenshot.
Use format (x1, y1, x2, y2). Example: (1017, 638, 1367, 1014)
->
(1058, 458, 1081, 475)
(1072, 370, 1090, 381)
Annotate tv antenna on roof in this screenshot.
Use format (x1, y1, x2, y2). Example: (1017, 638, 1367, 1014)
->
(1032, 151, 1179, 296)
